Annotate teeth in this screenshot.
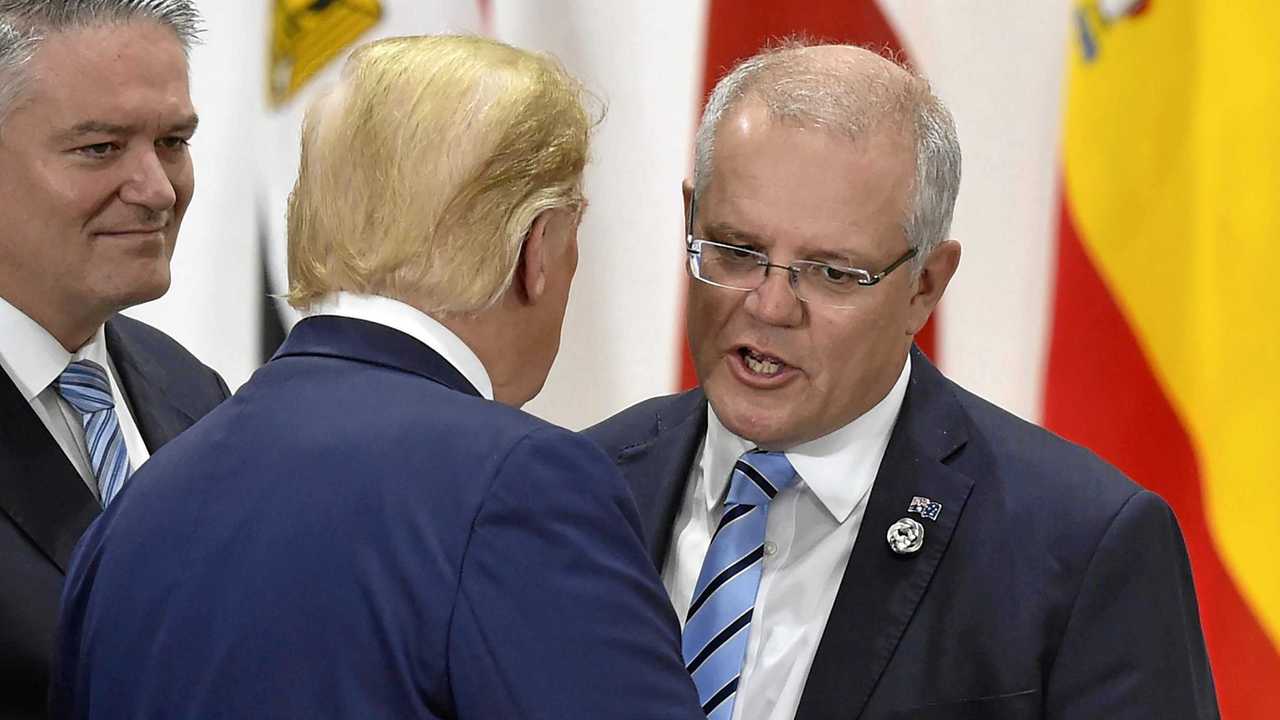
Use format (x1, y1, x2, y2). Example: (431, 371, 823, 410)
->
(744, 352, 782, 375)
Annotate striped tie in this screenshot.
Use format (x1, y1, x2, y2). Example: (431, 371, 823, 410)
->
(54, 360, 133, 507)
(683, 450, 797, 719)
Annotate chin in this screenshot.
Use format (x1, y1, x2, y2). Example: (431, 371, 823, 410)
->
(707, 385, 797, 449)
(103, 269, 173, 311)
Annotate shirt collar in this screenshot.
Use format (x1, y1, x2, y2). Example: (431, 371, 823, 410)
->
(701, 354, 912, 523)
(0, 295, 110, 402)
(304, 291, 495, 401)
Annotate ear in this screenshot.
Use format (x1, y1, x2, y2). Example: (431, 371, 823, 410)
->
(682, 179, 694, 224)
(516, 210, 555, 305)
(907, 239, 961, 335)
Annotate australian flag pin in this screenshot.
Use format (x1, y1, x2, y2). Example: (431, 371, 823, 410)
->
(908, 495, 942, 521)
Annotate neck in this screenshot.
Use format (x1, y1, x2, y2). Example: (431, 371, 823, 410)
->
(0, 289, 103, 352)
(436, 304, 536, 408)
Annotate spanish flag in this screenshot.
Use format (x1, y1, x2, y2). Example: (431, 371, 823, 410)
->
(1046, 2, 1280, 717)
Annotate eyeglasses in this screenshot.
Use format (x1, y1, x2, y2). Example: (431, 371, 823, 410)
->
(684, 193, 917, 309)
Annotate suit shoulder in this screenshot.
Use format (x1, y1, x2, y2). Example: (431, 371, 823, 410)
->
(584, 389, 703, 456)
(948, 379, 1144, 513)
(107, 315, 227, 393)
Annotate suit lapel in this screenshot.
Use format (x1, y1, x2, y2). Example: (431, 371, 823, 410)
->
(614, 390, 707, 568)
(0, 368, 99, 572)
(796, 350, 975, 720)
(105, 319, 200, 452)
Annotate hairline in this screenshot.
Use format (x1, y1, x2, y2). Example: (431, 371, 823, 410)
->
(691, 46, 961, 275)
(0, 2, 201, 131)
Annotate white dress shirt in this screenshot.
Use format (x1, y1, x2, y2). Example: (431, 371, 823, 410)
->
(664, 355, 911, 720)
(304, 291, 494, 401)
(0, 297, 150, 501)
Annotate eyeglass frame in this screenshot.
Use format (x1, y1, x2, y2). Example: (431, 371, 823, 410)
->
(684, 190, 918, 307)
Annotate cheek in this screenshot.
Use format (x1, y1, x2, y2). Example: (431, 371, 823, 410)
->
(171, 161, 195, 215)
(806, 316, 878, 385)
(685, 293, 724, 358)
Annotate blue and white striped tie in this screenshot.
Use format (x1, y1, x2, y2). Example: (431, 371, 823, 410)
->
(683, 450, 797, 719)
(54, 360, 133, 507)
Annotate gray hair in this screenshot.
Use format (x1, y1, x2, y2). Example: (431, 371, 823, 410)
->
(0, 0, 201, 129)
(693, 43, 961, 272)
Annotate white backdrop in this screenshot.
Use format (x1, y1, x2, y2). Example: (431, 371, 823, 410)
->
(125, 0, 1070, 429)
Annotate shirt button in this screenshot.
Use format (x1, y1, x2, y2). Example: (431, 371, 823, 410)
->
(763, 541, 778, 556)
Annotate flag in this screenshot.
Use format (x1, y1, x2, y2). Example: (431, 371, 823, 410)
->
(679, 0, 937, 390)
(1045, 2, 1280, 716)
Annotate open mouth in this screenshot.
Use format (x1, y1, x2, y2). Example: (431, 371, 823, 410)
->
(739, 347, 788, 377)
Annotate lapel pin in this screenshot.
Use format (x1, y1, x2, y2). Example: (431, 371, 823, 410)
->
(887, 517, 925, 555)
(908, 495, 942, 521)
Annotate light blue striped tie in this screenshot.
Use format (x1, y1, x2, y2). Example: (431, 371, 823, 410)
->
(683, 450, 797, 719)
(54, 360, 133, 508)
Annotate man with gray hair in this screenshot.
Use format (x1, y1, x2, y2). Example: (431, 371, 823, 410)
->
(588, 42, 1218, 719)
(0, 2, 227, 717)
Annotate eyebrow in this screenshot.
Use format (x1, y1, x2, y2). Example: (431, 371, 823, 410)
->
(700, 222, 764, 244)
(53, 114, 201, 143)
(701, 220, 877, 267)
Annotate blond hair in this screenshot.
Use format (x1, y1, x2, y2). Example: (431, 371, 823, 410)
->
(287, 34, 591, 313)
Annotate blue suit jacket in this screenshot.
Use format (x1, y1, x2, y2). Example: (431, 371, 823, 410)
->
(0, 315, 229, 720)
(585, 348, 1218, 719)
(52, 316, 703, 719)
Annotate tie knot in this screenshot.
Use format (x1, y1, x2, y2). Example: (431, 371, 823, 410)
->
(726, 450, 797, 507)
(55, 360, 115, 414)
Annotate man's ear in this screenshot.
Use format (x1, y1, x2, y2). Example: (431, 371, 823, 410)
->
(907, 239, 962, 335)
(517, 210, 554, 304)
(682, 179, 694, 242)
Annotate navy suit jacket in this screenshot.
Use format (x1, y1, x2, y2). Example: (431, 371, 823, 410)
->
(52, 315, 703, 719)
(586, 348, 1218, 719)
(0, 315, 229, 720)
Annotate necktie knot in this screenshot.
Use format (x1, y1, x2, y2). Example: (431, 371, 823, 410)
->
(55, 360, 115, 414)
(726, 450, 796, 507)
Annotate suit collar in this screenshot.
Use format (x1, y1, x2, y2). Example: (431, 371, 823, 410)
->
(795, 347, 974, 719)
(303, 292, 494, 400)
(614, 389, 708, 569)
(272, 315, 482, 399)
(105, 318, 200, 453)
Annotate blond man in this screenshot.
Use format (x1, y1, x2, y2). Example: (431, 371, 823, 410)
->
(53, 35, 703, 719)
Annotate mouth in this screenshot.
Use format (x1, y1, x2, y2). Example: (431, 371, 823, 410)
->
(97, 227, 167, 236)
(729, 345, 798, 387)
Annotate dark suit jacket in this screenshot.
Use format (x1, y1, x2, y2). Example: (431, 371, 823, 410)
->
(52, 315, 703, 719)
(0, 314, 229, 720)
(586, 348, 1218, 720)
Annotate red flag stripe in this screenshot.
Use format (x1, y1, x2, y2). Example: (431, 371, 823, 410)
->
(1045, 195, 1280, 719)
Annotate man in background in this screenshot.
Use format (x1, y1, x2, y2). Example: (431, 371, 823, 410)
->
(0, 2, 228, 717)
(53, 35, 704, 719)
(588, 42, 1217, 718)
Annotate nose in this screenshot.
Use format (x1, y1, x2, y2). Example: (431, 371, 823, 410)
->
(118, 148, 177, 212)
(743, 264, 803, 326)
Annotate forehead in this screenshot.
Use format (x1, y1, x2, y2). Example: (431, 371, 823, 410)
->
(700, 104, 915, 257)
(20, 21, 192, 124)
